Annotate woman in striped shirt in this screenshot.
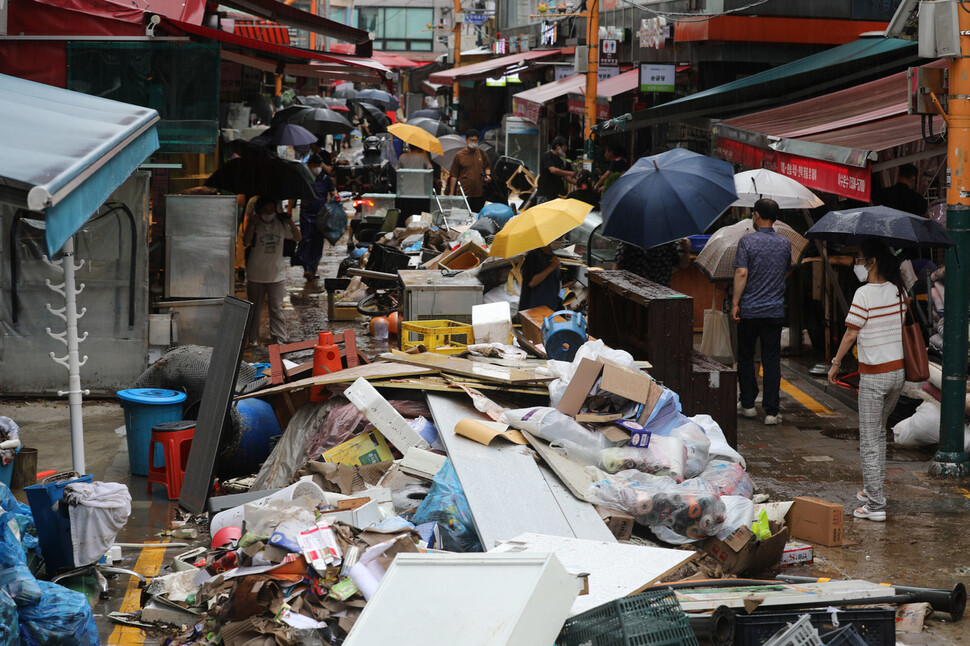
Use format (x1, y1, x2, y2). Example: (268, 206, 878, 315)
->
(828, 240, 907, 522)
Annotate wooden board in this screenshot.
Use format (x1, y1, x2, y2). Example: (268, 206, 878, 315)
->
(427, 393, 615, 550)
(523, 431, 598, 502)
(672, 580, 895, 612)
(490, 533, 694, 617)
(383, 352, 553, 385)
(233, 362, 436, 399)
(367, 377, 546, 395)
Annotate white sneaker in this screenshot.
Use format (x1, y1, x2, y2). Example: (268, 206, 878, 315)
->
(854, 505, 886, 522)
(764, 414, 782, 426)
(738, 405, 757, 418)
(856, 490, 868, 502)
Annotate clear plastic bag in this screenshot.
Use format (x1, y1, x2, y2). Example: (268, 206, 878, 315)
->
(501, 407, 610, 451)
(17, 580, 99, 646)
(666, 421, 712, 479)
(600, 436, 687, 482)
(699, 460, 755, 499)
(0, 590, 17, 646)
(412, 460, 482, 553)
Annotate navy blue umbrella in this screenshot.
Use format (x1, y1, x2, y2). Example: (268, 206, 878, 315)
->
(601, 148, 738, 249)
(806, 205, 954, 248)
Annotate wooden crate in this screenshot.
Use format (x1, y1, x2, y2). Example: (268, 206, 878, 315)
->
(686, 350, 738, 449)
(587, 271, 694, 397)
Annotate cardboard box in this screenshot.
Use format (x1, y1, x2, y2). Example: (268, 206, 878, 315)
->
(555, 356, 660, 422)
(595, 506, 635, 541)
(519, 306, 556, 345)
(703, 521, 789, 575)
(557, 357, 603, 417)
(786, 497, 844, 547)
(781, 541, 814, 566)
(438, 241, 489, 271)
(322, 431, 394, 466)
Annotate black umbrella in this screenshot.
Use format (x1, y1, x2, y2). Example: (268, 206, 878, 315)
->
(296, 95, 327, 107)
(205, 155, 317, 201)
(333, 83, 357, 99)
(276, 106, 352, 136)
(806, 206, 955, 248)
(354, 88, 400, 110)
(355, 101, 391, 128)
(406, 117, 455, 137)
(252, 95, 275, 125)
(410, 108, 445, 120)
(254, 124, 318, 147)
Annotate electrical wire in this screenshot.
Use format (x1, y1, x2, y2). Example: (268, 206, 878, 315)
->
(617, 0, 772, 22)
(922, 113, 947, 146)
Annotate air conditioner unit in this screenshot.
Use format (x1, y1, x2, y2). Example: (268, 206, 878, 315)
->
(919, 0, 962, 58)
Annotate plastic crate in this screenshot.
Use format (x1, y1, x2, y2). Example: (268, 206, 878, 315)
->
(763, 615, 824, 646)
(821, 624, 867, 646)
(401, 320, 473, 355)
(556, 589, 700, 646)
(732, 607, 895, 646)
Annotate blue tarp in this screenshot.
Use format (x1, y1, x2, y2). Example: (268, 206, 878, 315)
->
(0, 73, 159, 256)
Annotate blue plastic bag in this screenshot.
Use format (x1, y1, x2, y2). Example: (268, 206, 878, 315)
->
(18, 580, 100, 646)
(0, 590, 18, 646)
(319, 201, 348, 245)
(412, 460, 482, 553)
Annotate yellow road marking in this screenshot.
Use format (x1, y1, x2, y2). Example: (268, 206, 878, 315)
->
(107, 542, 168, 646)
(956, 488, 970, 500)
(780, 377, 835, 416)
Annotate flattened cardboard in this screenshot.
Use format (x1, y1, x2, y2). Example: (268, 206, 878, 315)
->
(599, 359, 656, 405)
(595, 506, 634, 541)
(455, 418, 528, 446)
(703, 521, 789, 575)
(597, 424, 631, 444)
(557, 357, 604, 417)
(786, 497, 845, 547)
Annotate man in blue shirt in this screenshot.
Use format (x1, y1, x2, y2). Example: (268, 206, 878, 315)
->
(731, 199, 791, 425)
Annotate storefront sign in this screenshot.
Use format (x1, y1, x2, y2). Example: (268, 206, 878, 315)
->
(464, 13, 489, 25)
(716, 137, 871, 202)
(568, 98, 609, 120)
(513, 97, 542, 123)
(639, 64, 675, 92)
(600, 39, 618, 67)
(598, 66, 619, 81)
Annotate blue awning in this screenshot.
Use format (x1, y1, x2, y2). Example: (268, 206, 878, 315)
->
(0, 73, 160, 255)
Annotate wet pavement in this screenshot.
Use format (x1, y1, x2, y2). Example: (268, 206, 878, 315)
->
(4, 237, 970, 644)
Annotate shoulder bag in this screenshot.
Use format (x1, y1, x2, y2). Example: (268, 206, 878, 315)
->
(900, 296, 929, 382)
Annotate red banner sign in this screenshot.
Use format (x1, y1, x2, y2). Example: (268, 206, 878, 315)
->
(716, 137, 871, 202)
(512, 97, 541, 123)
(567, 98, 609, 120)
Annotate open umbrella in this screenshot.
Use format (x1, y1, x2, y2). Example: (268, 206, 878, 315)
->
(601, 148, 737, 249)
(431, 134, 468, 169)
(410, 108, 446, 120)
(354, 88, 400, 110)
(695, 219, 809, 281)
(387, 123, 443, 155)
(406, 117, 455, 137)
(253, 124, 318, 147)
(321, 97, 350, 112)
(333, 83, 357, 99)
(732, 168, 824, 209)
(355, 101, 391, 128)
(489, 198, 593, 258)
(205, 155, 317, 201)
(296, 95, 326, 107)
(276, 106, 352, 136)
(806, 205, 954, 248)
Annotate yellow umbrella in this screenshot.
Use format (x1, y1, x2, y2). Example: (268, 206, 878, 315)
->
(489, 198, 593, 258)
(387, 123, 443, 155)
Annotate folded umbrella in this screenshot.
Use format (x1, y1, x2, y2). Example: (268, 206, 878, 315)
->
(205, 155, 317, 201)
(387, 123, 443, 155)
(601, 148, 737, 249)
(732, 168, 824, 210)
(695, 219, 809, 281)
(406, 117, 455, 137)
(489, 198, 593, 258)
(806, 205, 954, 248)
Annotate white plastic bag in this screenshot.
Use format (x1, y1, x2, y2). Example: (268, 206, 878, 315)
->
(715, 495, 756, 541)
(699, 308, 735, 365)
(501, 407, 610, 451)
(690, 414, 745, 469)
(600, 436, 687, 482)
(892, 401, 941, 446)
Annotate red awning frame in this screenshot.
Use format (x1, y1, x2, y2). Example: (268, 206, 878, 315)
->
(429, 49, 563, 84)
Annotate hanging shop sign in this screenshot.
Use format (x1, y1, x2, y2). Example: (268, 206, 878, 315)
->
(464, 13, 489, 25)
(638, 17, 668, 49)
(600, 39, 618, 67)
(639, 64, 675, 92)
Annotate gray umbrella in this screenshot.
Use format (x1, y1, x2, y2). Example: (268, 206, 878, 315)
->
(334, 83, 357, 99)
(280, 106, 353, 136)
(406, 117, 455, 137)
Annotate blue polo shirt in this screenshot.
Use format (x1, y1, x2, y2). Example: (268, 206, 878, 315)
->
(733, 227, 791, 319)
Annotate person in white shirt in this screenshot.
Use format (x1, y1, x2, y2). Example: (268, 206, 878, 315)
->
(243, 196, 301, 345)
(828, 239, 907, 522)
(397, 144, 433, 170)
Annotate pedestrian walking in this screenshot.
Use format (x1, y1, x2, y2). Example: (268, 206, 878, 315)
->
(731, 199, 791, 425)
(447, 129, 490, 213)
(536, 136, 576, 204)
(293, 153, 340, 280)
(827, 240, 907, 522)
(243, 196, 301, 346)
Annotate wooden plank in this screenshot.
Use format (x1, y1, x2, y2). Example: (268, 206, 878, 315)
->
(672, 580, 895, 613)
(383, 352, 553, 385)
(427, 393, 609, 549)
(180, 296, 253, 513)
(523, 431, 597, 503)
(233, 362, 436, 400)
(490, 533, 693, 617)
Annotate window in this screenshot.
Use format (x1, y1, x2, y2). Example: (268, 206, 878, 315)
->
(355, 7, 434, 52)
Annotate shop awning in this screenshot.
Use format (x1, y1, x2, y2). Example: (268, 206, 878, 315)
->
(32, 0, 206, 24)
(714, 61, 946, 202)
(512, 74, 586, 122)
(429, 49, 563, 84)
(596, 69, 639, 98)
(630, 36, 920, 128)
(234, 19, 291, 45)
(0, 73, 160, 255)
(165, 19, 390, 80)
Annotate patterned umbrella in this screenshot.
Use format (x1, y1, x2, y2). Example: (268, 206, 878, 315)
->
(694, 219, 809, 281)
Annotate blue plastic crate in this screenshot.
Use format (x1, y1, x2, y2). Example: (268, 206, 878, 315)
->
(25, 474, 93, 573)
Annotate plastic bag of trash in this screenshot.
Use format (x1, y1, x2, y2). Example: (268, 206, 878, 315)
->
(0, 417, 19, 467)
(502, 407, 610, 451)
(546, 340, 636, 408)
(586, 471, 726, 540)
(689, 414, 746, 468)
(0, 589, 17, 645)
(699, 460, 755, 498)
(666, 421, 712, 479)
(18, 580, 99, 646)
(893, 400, 941, 446)
(412, 460, 482, 553)
(598, 436, 687, 482)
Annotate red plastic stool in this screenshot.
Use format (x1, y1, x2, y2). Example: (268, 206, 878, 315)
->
(147, 421, 195, 500)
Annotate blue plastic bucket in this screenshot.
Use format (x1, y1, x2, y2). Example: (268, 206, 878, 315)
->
(25, 474, 93, 572)
(117, 389, 187, 476)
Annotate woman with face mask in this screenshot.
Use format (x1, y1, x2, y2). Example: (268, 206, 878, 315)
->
(243, 196, 301, 346)
(828, 239, 908, 522)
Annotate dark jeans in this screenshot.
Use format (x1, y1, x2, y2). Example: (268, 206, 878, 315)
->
(738, 316, 784, 415)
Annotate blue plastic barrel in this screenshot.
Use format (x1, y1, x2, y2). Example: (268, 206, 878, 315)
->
(219, 398, 283, 478)
(25, 474, 93, 572)
(117, 389, 187, 476)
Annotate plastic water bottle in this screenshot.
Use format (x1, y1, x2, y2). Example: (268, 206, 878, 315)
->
(371, 317, 389, 340)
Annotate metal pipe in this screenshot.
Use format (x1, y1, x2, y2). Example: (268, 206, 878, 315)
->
(777, 575, 965, 620)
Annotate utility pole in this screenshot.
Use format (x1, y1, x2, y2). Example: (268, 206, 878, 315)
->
(583, 0, 599, 171)
(929, 3, 970, 478)
(453, 0, 463, 126)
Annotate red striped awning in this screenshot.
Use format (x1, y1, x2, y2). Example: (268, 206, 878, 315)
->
(234, 19, 290, 46)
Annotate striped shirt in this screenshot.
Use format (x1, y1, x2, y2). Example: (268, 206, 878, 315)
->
(845, 282, 906, 374)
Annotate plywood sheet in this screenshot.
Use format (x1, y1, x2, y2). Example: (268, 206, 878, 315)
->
(427, 393, 614, 549)
(524, 431, 598, 502)
(673, 580, 894, 612)
(384, 352, 552, 385)
(490, 533, 695, 616)
(234, 362, 436, 399)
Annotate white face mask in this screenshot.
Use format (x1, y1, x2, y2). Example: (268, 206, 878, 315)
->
(260, 213, 276, 223)
(310, 167, 322, 176)
(853, 263, 869, 283)
(467, 142, 479, 149)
